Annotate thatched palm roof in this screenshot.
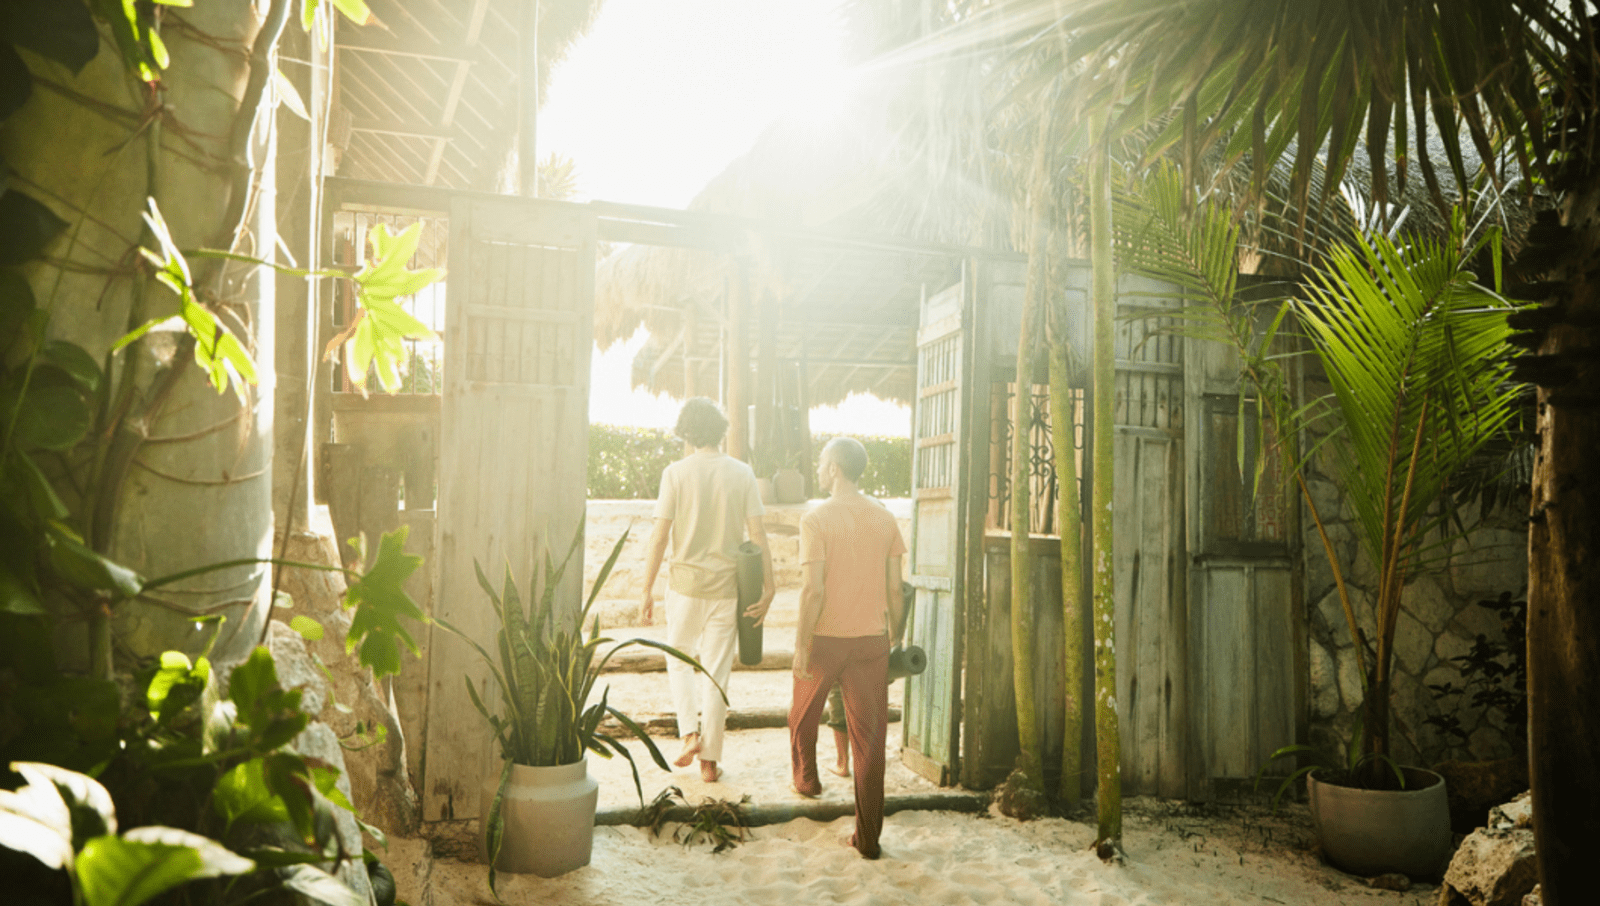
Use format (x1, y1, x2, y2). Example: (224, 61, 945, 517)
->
(329, 0, 602, 190)
(594, 109, 974, 407)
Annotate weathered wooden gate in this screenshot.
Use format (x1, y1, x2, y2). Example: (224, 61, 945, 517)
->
(422, 196, 596, 821)
(1183, 307, 1300, 788)
(901, 275, 971, 784)
(1110, 281, 1190, 797)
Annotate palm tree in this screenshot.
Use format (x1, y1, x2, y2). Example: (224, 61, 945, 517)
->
(986, 1, 1596, 898)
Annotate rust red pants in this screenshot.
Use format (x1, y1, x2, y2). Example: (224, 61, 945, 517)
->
(789, 634, 890, 858)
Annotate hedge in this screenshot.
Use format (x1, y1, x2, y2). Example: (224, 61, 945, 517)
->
(588, 424, 911, 500)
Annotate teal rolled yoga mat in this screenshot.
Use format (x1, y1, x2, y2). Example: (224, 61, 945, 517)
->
(736, 542, 764, 665)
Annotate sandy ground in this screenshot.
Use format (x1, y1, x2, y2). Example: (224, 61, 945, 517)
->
(388, 658, 1443, 906)
(386, 523, 1442, 906)
(392, 791, 1442, 906)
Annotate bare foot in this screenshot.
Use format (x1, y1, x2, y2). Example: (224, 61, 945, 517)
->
(700, 760, 722, 783)
(790, 782, 821, 799)
(674, 733, 701, 768)
(828, 764, 851, 778)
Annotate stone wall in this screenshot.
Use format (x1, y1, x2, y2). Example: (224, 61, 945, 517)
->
(1299, 376, 1528, 770)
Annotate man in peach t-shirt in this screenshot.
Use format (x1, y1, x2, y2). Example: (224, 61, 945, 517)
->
(789, 437, 906, 859)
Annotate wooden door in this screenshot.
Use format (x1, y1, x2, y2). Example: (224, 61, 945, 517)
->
(421, 197, 596, 821)
(1110, 276, 1191, 798)
(902, 277, 968, 784)
(1184, 303, 1300, 789)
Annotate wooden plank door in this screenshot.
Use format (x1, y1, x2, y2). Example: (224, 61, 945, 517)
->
(1110, 276, 1191, 798)
(421, 197, 596, 821)
(1183, 293, 1299, 790)
(901, 278, 968, 785)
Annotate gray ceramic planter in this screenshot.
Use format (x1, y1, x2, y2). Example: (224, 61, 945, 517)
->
(480, 759, 599, 878)
(1308, 766, 1451, 879)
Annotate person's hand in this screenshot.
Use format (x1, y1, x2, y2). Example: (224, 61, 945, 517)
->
(743, 590, 774, 627)
(640, 590, 655, 625)
(792, 642, 812, 681)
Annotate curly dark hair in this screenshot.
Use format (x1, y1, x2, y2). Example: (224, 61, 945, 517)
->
(674, 397, 729, 448)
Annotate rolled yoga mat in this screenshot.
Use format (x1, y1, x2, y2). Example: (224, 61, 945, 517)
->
(887, 645, 928, 682)
(735, 542, 765, 666)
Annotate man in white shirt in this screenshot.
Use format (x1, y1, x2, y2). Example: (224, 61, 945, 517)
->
(641, 398, 775, 782)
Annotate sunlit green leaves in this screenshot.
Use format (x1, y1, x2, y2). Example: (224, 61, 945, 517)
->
(121, 198, 258, 401)
(144, 651, 210, 724)
(274, 68, 309, 120)
(78, 827, 254, 906)
(228, 646, 310, 753)
(89, 0, 164, 82)
(324, 222, 442, 395)
(342, 526, 424, 679)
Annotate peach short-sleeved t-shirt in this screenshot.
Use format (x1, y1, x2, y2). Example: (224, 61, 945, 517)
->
(800, 494, 907, 638)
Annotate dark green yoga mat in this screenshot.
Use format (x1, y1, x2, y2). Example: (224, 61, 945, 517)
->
(736, 542, 765, 665)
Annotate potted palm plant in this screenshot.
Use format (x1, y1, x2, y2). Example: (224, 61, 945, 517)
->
(437, 527, 718, 885)
(1120, 170, 1524, 878)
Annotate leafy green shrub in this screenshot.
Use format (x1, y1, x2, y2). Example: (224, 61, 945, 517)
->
(814, 433, 912, 499)
(586, 425, 913, 500)
(588, 425, 681, 499)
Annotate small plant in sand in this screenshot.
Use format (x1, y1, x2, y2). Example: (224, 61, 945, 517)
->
(638, 786, 754, 854)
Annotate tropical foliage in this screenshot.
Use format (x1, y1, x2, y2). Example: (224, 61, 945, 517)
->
(1, 636, 381, 906)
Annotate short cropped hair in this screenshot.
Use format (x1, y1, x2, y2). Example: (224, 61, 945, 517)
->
(674, 397, 729, 448)
(823, 437, 868, 483)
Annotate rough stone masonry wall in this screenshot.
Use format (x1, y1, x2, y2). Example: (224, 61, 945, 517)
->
(1300, 374, 1529, 770)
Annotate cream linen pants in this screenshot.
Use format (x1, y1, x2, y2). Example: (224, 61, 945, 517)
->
(664, 589, 738, 763)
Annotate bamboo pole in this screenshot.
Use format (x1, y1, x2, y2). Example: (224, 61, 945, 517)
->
(1088, 128, 1123, 858)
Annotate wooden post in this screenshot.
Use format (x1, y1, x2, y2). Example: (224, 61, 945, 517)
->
(684, 306, 697, 398)
(755, 282, 778, 476)
(273, 21, 317, 530)
(796, 351, 813, 498)
(519, 2, 539, 197)
(727, 261, 750, 460)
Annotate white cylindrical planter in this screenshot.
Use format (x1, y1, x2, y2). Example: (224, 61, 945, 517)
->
(480, 759, 599, 878)
(1309, 767, 1451, 880)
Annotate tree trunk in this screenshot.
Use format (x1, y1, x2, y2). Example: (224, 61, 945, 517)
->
(6, 1, 279, 670)
(1050, 332, 1084, 807)
(1526, 184, 1600, 906)
(1088, 135, 1122, 856)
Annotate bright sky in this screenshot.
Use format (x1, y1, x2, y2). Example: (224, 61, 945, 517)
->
(539, 0, 911, 437)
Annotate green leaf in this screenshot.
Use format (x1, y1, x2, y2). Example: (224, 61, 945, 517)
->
(78, 828, 254, 906)
(336, 222, 442, 394)
(45, 522, 143, 597)
(279, 864, 368, 906)
(288, 614, 324, 641)
(262, 752, 316, 845)
(0, 566, 45, 614)
(329, 0, 376, 26)
(16, 763, 117, 849)
(343, 527, 425, 680)
(144, 651, 209, 724)
(228, 646, 278, 716)
(0, 189, 68, 266)
(212, 757, 289, 828)
(1, 380, 91, 450)
(0, 760, 77, 869)
(274, 68, 309, 120)
(38, 340, 103, 393)
(9, 448, 68, 519)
